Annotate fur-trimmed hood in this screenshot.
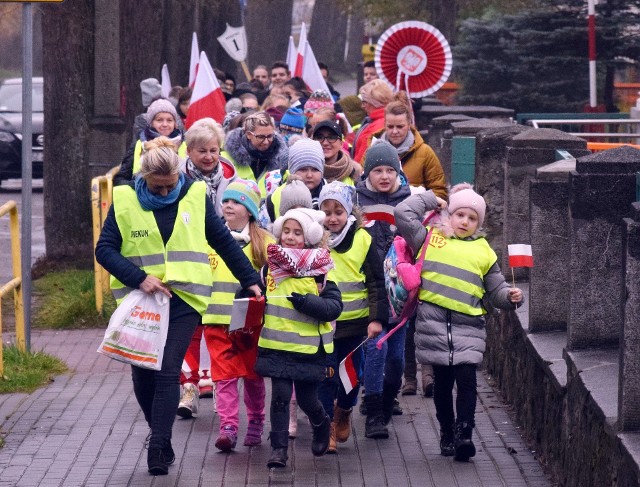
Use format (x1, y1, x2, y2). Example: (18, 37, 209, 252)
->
(224, 127, 289, 172)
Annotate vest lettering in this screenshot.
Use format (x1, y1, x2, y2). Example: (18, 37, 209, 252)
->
(130, 229, 149, 238)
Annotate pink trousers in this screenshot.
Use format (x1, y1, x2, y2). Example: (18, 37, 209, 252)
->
(216, 377, 266, 429)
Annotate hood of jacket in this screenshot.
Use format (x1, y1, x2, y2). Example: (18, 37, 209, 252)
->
(224, 127, 289, 172)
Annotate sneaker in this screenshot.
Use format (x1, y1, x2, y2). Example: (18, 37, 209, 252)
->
(215, 425, 238, 452)
(177, 383, 199, 419)
(244, 419, 264, 446)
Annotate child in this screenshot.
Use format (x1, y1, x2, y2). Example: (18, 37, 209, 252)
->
(254, 208, 343, 468)
(202, 179, 273, 451)
(394, 183, 523, 461)
(355, 141, 422, 439)
(317, 181, 389, 453)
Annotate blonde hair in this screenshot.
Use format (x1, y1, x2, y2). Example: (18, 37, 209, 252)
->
(359, 79, 394, 108)
(261, 94, 289, 111)
(385, 91, 412, 122)
(243, 111, 275, 133)
(185, 117, 225, 150)
(139, 137, 181, 178)
(248, 222, 270, 269)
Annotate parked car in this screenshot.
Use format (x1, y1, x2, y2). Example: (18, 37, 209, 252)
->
(0, 77, 44, 181)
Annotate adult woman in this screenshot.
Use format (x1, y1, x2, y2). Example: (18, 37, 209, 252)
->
(176, 87, 192, 127)
(223, 111, 289, 198)
(372, 92, 447, 199)
(351, 79, 394, 163)
(176, 117, 239, 419)
(95, 138, 261, 476)
(311, 120, 361, 185)
(114, 99, 186, 185)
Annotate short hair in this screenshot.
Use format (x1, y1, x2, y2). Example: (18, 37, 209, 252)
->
(271, 60, 290, 73)
(363, 60, 376, 69)
(243, 111, 275, 132)
(184, 117, 225, 150)
(239, 92, 258, 103)
(318, 62, 329, 73)
(140, 137, 181, 178)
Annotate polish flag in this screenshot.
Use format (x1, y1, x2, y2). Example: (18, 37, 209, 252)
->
(294, 22, 307, 77)
(229, 297, 266, 332)
(362, 204, 396, 226)
(286, 36, 296, 74)
(508, 244, 534, 268)
(300, 39, 331, 94)
(185, 51, 227, 128)
(189, 32, 199, 88)
(160, 64, 171, 98)
(339, 349, 359, 394)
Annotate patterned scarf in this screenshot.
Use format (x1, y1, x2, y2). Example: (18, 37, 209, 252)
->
(266, 243, 334, 285)
(186, 158, 224, 204)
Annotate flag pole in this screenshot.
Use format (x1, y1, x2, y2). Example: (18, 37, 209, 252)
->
(240, 61, 251, 81)
(339, 337, 369, 366)
(511, 267, 515, 288)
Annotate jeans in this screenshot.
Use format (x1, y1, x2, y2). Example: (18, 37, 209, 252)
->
(363, 324, 407, 396)
(130, 297, 200, 450)
(216, 377, 265, 431)
(318, 335, 364, 418)
(270, 378, 325, 433)
(432, 364, 477, 428)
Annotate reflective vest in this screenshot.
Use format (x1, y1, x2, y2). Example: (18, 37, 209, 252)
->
(132, 140, 187, 175)
(418, 231, 496, 316)
(222, 150, 269, 198)
(110, 182, 212, 315)
(329, 228, 370, 321)
(259, 274, 334, 354)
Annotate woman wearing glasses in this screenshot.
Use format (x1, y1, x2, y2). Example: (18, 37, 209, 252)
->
(311, 120, 362, 186)
(223, 111, 289, 199)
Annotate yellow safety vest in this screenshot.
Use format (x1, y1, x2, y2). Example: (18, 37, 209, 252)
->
(222, 150, 269, 199)
(418, 231, 496, 316)
(132, 140, 187, 175)
(329, 228, 370, 321)
(110, 182, 212, 315)
(259, 274, 334, 354)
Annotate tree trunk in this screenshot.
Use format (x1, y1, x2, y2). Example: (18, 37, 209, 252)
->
(41, 0, 95, 263)
(198, 0, 243, 81)
(426, 0, 458, 44)
(245, 0, 293, 71)
(308, 0, 348, 72)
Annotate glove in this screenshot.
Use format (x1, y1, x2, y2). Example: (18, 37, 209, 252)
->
(287, 292, 306, 310)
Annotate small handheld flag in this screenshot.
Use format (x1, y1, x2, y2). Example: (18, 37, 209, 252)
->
(338, 338, 367, 394)
(507, 244, 534, 268)
(229, 296, 265, 332)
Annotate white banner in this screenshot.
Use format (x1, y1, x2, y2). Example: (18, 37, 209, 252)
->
(217, 24, 248, 62)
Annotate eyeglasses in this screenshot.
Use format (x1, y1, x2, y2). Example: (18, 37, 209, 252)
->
(313, 134, 340, 143)
(248, 131, 275, 142)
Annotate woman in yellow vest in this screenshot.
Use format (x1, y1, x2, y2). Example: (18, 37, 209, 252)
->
(394, 183, 523, 462)
(316, 181, 389, 454)
(254, 208, 343, 469)
(95, 138, 261, 476)
(114, 99, 186, 185)
(201, 179, 273, 453)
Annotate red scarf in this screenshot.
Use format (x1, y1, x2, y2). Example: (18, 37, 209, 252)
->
(267, 244, 334, 285)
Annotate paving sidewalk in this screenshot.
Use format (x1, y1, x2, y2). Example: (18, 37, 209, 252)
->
(0, 328, 553, 486)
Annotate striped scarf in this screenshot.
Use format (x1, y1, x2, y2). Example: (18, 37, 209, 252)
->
(266, 244, 334, 285)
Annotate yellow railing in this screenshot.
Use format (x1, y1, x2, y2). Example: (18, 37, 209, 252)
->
(587, 142, 640, 152)
(91, 166, 119, 313)
(0, 200, 25, 376)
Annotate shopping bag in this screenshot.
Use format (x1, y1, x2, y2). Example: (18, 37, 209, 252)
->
(97, 290, 170, 370)
(229, 296, 266, 332)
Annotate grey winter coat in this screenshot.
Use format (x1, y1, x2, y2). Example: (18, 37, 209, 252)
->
(223, 127, 289, 179)
(394, 192, 522, 367)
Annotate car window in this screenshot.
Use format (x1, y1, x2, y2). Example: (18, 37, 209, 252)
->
(0, 82, 44, 112)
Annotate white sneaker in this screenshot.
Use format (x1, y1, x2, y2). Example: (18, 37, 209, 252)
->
(177, 383, 199, 419)
(288, 399, 298, 438)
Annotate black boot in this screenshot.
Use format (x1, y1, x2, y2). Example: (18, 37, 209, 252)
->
(267, 431, 289, 468)
(382, 382, 400, 425)
(147, 447, 169, 476)
(439, 424, 455, 457)
(364, 394, 389, 439)
(311, 413, 331, 456)
(454, 421, 476, 461)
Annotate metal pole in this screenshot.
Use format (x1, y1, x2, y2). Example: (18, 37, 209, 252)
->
(588, 0, 597, 108)
(21, 3, 33, 351)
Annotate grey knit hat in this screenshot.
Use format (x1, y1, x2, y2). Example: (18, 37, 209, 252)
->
(145, 98, 179, 124)
(288, 138, 324, 175)
(140, 78, 162, 107)
(363, 141, 401, 179)
(279, 179, 313, 215)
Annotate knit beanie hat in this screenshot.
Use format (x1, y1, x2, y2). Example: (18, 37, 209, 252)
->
(146, 98, 178, 124)
(273, 208, 326, 246)
(140, 78, 162, 107)
(363, 141, 401, 179)
(279, 107, 306, 135)
(338, 95, 366, 127)
(221, 179, 261, 221)
(288, 138, 324, 175)
(280, 179, 313, 214)
(318, 180, 355, 214)
(448, 182, 486, 228)
(304, 89, 334, 115)
(265, 106, 285, 126)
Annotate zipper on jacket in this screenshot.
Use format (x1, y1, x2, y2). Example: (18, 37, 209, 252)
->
(447, 309, 453, 366)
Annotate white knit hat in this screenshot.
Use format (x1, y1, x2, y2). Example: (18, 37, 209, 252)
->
(288, 138, 324, 175)
(272, 208, 326, 246)
(145, 98, 178, 124)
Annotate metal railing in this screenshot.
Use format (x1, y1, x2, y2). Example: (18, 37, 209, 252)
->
(0, 200, 25, 376)
(528, 118, 640, 141)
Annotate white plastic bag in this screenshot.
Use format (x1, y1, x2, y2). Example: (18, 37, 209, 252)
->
(97, 290, 170, 370)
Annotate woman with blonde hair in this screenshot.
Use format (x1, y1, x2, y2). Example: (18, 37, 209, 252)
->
(351, 79, 394, 163)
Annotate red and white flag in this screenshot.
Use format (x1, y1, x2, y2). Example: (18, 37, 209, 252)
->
(160, 64, 171, 98)
(294, 22, 307, 77)
(185, 51, 227, 128)
(229, 297, 266, 332)
(286, 36, 296, 73)
(189, 32, 199, 88)
(339, 349, 359, 394)
(508, 244, 534, 268)
(300, 38, 331, 94)
(362, 204, 396, 226)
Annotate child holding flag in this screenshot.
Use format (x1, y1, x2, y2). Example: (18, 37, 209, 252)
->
(394, 182, 523, 461)
(254, 208, 343, 468)
(202, 179, 273, 452)
(317, 181, 388, 453)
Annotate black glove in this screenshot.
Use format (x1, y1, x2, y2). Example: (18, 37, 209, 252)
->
(287, 292, 306, 310)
